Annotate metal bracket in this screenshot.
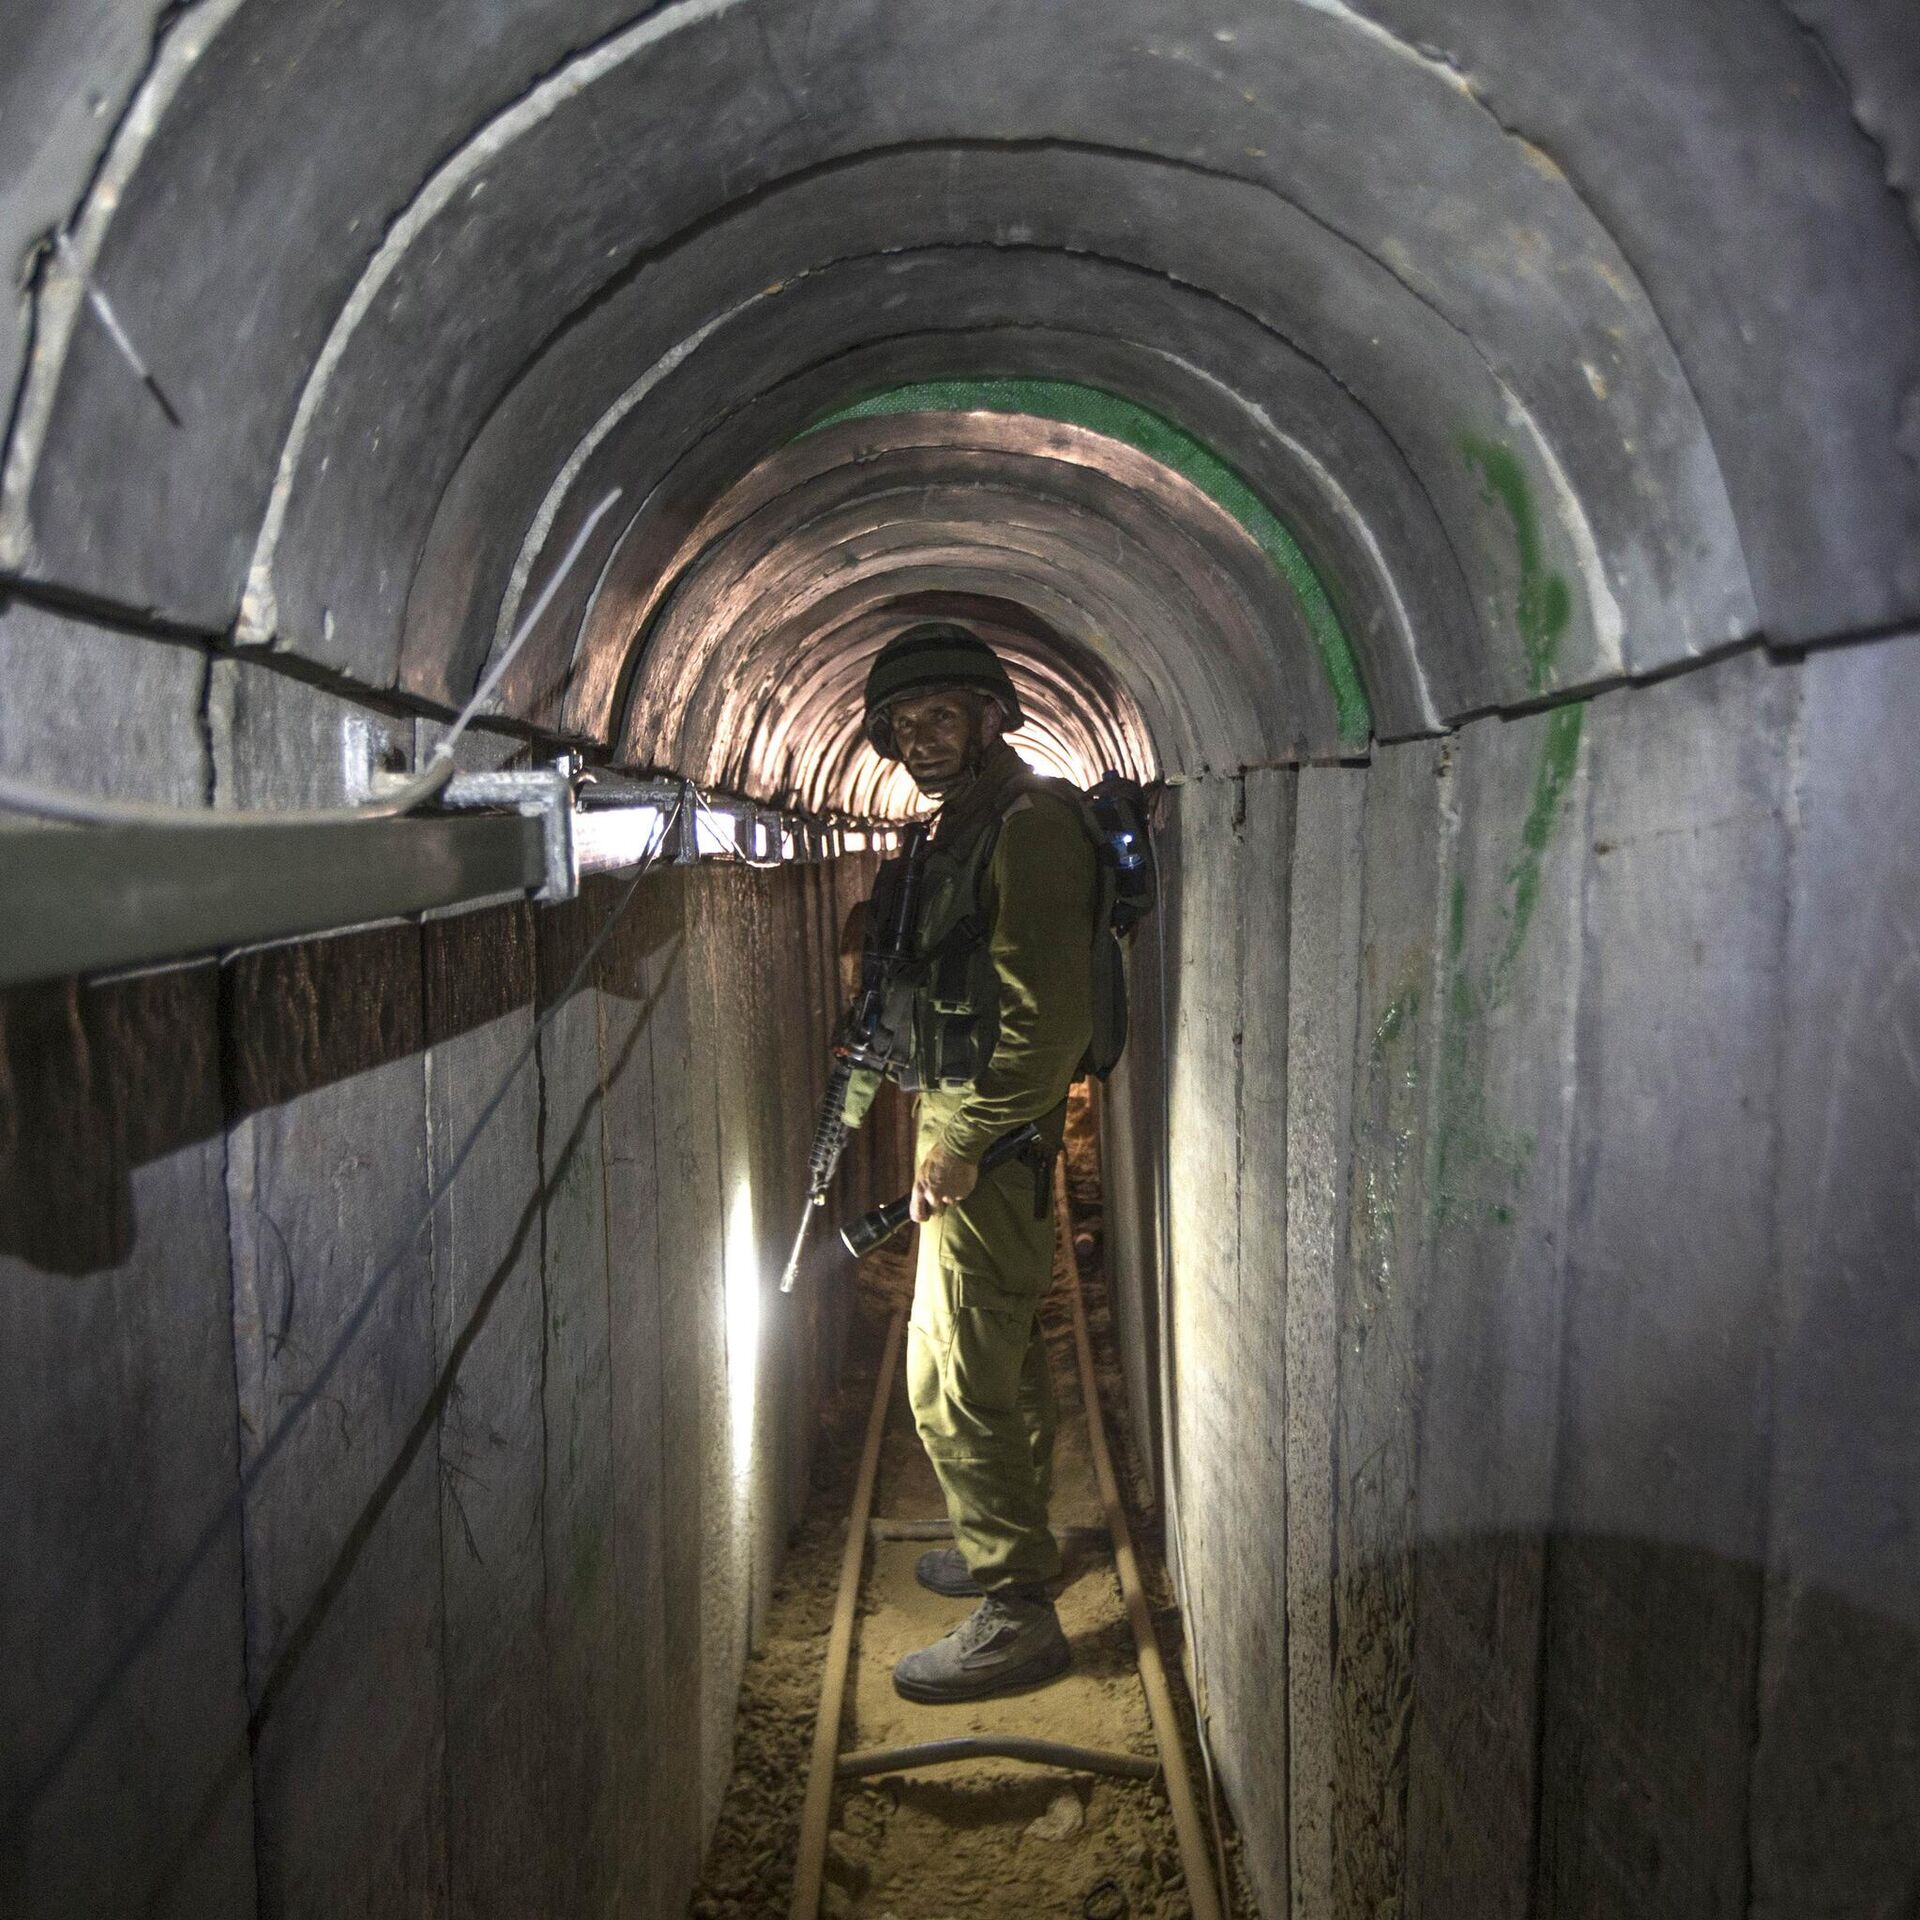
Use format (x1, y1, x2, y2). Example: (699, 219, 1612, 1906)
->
(435, 767, 578, 902)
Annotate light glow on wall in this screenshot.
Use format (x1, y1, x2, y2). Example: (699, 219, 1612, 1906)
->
(724, 1176, 761, 1479)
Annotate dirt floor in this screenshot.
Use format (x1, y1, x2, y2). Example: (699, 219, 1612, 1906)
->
(690, 1092, 1258, 1919)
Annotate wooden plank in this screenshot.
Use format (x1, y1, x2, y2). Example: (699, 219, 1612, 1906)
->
(1158, 767, 1299, 1920)
(422, 902, 549, 1919)
(1283, 764, 1366, 1920)
(1750, 632, 1920, 1915)
(1405, 701, 1590, 1919)
(1147, 793, 1188, 1564)
(708, 870, 777, 1649)
(1539, 649, 1789, 1917)
(767, 858, 848, 1570)
(534, 883, 623, 1913)
(226, 926, 449, 1919)
(0, 600, 251, 1913)
(0, 969, 256, 1918)
(1331, 738, 1447, 1920)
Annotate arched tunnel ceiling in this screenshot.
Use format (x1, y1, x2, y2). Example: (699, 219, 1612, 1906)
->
(615, 408, 1320, 812)
(3, 0, 1918, 817)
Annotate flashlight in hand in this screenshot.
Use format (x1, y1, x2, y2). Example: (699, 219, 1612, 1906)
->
(839, 1124, 1042, 1257)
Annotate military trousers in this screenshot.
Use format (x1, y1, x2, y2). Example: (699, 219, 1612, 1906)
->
(906, 1093, 1066, 1592)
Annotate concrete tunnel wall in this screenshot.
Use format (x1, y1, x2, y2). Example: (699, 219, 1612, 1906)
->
(2, 2, 1919, 1916)
(1, 609, 917, 1916)
(1102, 636, 1920, 1920)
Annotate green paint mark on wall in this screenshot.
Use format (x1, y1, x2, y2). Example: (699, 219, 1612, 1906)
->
(1431, 701, 1587, 1229)
(1460, 435, 1572, 694)
(1493, 702, 1586, 998)
(805, 378, 1374, 750)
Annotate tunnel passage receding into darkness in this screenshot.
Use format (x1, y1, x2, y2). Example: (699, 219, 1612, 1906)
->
(3, 3, 1920, 1918)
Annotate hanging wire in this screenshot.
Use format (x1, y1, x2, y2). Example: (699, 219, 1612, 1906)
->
(0, 490, 622, 828)
(5, 786, 682, 1835)
(55, 230, 181, 428)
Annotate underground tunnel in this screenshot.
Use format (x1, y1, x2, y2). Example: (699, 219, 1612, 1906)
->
(2, 2, 1918, 1915)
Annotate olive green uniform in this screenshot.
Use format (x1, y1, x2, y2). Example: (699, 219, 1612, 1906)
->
(908, 742, 1096, 1592)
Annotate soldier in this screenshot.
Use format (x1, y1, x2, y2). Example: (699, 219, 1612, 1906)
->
(861, 622, 1098, 1703)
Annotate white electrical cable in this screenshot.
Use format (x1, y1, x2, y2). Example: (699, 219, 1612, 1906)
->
(0, 489, 622, 829)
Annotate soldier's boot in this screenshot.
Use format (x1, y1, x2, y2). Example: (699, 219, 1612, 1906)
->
(892, 1588, 1071, 1703)
(914, 1546, 983, 1598)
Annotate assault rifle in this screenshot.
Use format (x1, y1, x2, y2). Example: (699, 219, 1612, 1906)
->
(778, 822, 930, 1294)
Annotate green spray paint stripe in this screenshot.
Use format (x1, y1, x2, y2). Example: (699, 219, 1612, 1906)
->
(804, 379, 1373, 749)
(1493, 701, 1585, 996)
(1459, 435, 1572, 695)
(1432, 698, 1585, 1229)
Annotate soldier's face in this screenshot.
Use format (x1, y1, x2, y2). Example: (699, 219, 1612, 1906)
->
(889, 690, 1001, 794)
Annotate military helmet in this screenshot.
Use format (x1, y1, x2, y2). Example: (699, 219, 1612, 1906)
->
(862, 623, 1025, 759)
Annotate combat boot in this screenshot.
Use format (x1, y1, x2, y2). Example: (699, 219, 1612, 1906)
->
(892, 1588, 1070, 1702)
(914, 1545, 982, 1598)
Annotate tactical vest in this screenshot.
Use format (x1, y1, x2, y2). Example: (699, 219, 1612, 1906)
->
(909, 773, 1129, 1090)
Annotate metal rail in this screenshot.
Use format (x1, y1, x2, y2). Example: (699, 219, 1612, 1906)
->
(837, 1736, 1158, 1782)
(0, 812, 545, 987)
(867, 1517, 1110, 1549)
(0, 763, 875, 989)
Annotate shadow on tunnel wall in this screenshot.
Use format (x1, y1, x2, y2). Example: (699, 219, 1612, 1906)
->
(0, 897, 682, 1276)
(1316, 1532, 1920, 1914)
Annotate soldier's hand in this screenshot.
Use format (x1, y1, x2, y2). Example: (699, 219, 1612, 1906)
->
(910, 1143, 979, 1222)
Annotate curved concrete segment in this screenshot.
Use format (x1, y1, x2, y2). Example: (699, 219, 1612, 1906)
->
(604, 409, 1342, 807)
(17, 0, 1908, 756)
